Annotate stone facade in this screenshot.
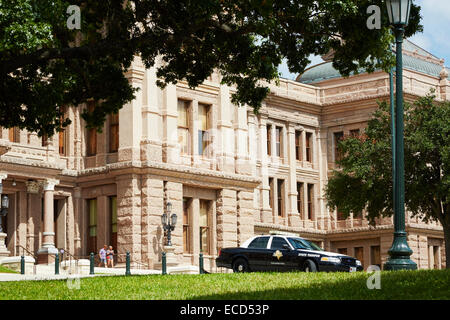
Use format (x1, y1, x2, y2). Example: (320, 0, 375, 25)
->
(0, 42, 447, 271)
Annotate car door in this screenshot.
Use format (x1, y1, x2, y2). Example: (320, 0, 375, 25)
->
(267, 236, 292, 272)
(244, 236, 271, 271)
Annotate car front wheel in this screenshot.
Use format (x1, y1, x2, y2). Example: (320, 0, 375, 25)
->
(232, 258, 250, 273)
(303, 259, 317, 272)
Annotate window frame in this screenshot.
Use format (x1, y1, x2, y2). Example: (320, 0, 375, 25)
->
(109, 113, 119, 153)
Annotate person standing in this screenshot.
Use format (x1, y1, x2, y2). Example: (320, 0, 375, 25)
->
(99, 245, 107, 267)
(107, 245, 114, 268)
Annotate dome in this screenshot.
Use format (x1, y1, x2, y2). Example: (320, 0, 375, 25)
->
(297, 41, 449, 84)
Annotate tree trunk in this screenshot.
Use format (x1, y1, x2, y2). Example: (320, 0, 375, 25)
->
(444, 221, 450, 269)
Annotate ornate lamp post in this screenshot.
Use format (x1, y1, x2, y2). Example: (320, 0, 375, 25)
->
(384, 0, 417, 270)
(161, 202, 177, 246)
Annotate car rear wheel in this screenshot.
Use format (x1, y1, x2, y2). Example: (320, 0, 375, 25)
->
(303, 259, 317, 272)
(232, 258, 250, 273)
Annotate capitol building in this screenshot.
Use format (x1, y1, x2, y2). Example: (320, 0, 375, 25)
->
(0, 40, 447, 271)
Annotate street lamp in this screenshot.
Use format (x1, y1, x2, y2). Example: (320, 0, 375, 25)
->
(384, 0, 417, 270)
(0, 194, 9, 233)
(161, 202, 177, 246)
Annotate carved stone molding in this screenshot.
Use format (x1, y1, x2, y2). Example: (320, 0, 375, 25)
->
(25, 180, 41, 194)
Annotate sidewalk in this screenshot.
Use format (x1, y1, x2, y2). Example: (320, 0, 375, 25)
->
(0, 267, 161, 282)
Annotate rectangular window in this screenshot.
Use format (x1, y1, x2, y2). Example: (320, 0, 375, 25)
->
(266, 125, 272, 156)
(297, 182, 303, 217)
(370, 245, 381, 268)
(350, 129, 360, 137)
(307, 184, 314, 220)
(354, 247, 364, 269)
(334, 131, 344, 162)
(268, 177, 274, 209)
(8, 127, 19, 143)
(295, 131, 302, 161)
(338, 248, 348, 255)
(199, 200, 210, 254)
(275, 126, 282, 157)
(433, 246, 440, 269)
(306, 132, 313, 162)
(198, 104, 211, 156)
(183, 197, 191, 253)
(277, 179, 284, 216)
(59, 127, 66, 155)
(110, 196, 117, 250)
(87, 101, 97, 156)
(337, 207, 346, 220)
(177, 100, 190, 155)
(88, 199, 97, 254)
(109, 113, 119, 153)
(58, 107, 67, 155)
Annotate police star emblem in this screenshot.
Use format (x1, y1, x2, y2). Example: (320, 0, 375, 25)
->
(273, 250, 283, 260)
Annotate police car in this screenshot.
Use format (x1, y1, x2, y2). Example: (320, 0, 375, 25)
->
(216, 235, 363, 272)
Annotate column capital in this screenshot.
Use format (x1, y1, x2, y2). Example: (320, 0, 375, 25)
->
(0, 173, 7, 183)
(25, 180, 40, 194)
(43, 179, 59, 191)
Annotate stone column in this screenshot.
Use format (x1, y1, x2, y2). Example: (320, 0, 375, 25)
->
(287, 124, 300, 227)
(217, 85, 235, 173)
(162, 84, 179, 164)
(119, 57, 145, 162)
(235, 105, 250, 175)
(116, 174, 142, 263)
(237, 191, 255, 246)
(15, 190, 27, 254)
(25, 181, 41, 253)
(247, 112, 258, 176)
(258, 115, 272, 222)
(216, 189, 237, 250)
(317, 128, 329, 230)
(301, 130, 307, 167)
(73, 187, 82, 256)
(141, 67, 163, 162)
(141, 176, 164, 268)
(37, 179, 59, 264)
(191, 198, 200, 264)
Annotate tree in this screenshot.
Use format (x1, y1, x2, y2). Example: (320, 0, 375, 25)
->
(325, 94, 450, 268)
(0, 0, 422, 136)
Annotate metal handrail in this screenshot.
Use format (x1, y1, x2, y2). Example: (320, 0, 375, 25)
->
(15, 245, 37, 274)
(16, 245, 37, 261)
(59, 248, 79, 274)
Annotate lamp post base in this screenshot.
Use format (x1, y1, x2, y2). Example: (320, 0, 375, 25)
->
(384, 232, 417, 270)
(384, 258, 417, 271)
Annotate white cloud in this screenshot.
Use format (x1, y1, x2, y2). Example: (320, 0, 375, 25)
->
(410, 0, 450, 65)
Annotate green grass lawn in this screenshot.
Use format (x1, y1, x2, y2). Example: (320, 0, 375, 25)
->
(0, 269, 448, 300)
(0, 265, 18, 274)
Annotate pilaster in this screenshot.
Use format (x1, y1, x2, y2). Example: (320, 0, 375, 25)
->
(119, 57, 145, 162)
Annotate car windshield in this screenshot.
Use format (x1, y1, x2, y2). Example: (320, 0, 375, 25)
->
(288, 237, 323, 251)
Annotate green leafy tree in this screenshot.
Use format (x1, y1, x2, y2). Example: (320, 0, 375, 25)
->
(325, 94, 450, 268)
(0, 0, 422, 136)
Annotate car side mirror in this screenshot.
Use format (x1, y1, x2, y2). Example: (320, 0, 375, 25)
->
(282, 244, 291, 250)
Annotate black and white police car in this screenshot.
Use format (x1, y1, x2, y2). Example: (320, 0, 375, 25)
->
(216, 234, 363, 273)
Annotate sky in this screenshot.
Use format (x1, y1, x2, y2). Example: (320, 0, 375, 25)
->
(278, 0, 450, 81)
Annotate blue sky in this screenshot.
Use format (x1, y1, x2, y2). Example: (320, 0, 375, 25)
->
(278, 0, 450, 81)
